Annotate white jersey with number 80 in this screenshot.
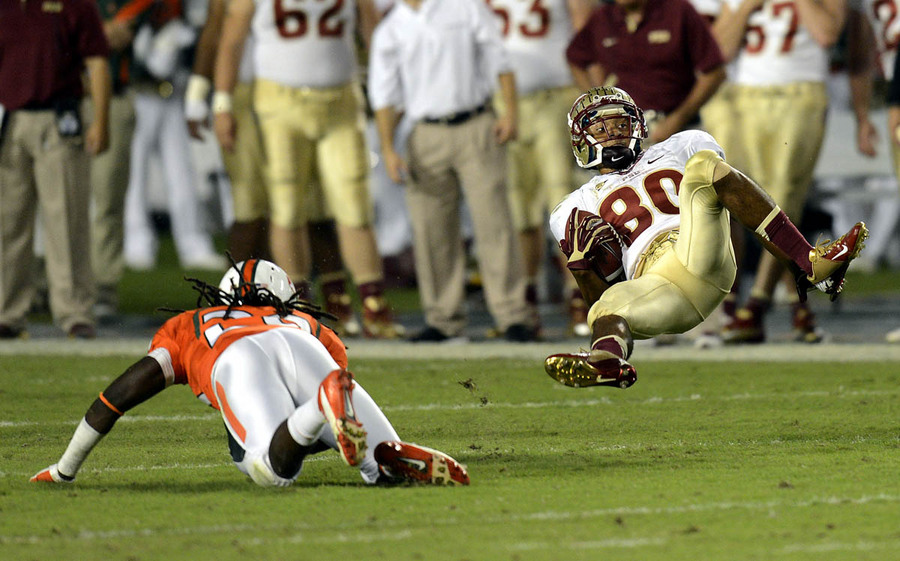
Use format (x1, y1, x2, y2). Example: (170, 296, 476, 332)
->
(253, 0, 358, 88)
(550, 130, 725, 280)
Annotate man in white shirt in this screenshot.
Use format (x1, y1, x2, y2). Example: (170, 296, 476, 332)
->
(368, 0, 538, 342)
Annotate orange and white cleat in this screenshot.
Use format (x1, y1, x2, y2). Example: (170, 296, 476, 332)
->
(30, 464, 74, 483)
(318, 369, 367, 466)
(802, 222, 868, 302)
(374, 441, 470, 486)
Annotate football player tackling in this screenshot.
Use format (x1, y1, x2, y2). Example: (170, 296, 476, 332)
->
(30, 259, 468, 487)
(544, 87, 868, 389)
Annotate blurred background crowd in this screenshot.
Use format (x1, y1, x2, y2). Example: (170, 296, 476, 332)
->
(0, 0, 897, 344)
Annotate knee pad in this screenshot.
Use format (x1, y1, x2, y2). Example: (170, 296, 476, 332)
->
(682, 150, 728, 211)
(684, 150, 724, 185)
(684, 149, 723, 187)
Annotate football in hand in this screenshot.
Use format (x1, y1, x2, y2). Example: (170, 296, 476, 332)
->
(591, 236, 625, 284)
(561, 208, 626, 284)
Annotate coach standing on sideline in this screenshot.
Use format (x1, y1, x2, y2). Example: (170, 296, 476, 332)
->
(0, 0, 111, 340)
(368, 0, 538, 343)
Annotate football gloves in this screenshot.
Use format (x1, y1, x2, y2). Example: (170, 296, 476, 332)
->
(559, 208, 620, 273)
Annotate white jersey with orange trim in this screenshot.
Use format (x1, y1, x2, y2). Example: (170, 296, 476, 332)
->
(486, 0, 575, 94)
(252, 0, 359, 88)
(549, 130, 725, 279)
(728, 0, 829, 85)
(858, 0, 900, 79)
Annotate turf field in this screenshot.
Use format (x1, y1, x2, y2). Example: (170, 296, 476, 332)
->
(3, 349, 899, 560)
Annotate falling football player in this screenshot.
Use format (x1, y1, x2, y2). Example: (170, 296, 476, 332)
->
(544, 86, 868, 389)
(30, 259, 469, 487)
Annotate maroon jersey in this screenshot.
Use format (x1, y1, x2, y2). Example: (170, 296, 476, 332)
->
(0, 0, 110, 110)
(566, 0, 723, 114)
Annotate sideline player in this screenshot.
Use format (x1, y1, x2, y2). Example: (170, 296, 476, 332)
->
(212, 0, 402, 338)
(30, 259, 469, 487)
(543, 87, 867, 388)
(715, 0, 847, 344)
(487, 0, 595, 336)
(185, 0, 364, 337)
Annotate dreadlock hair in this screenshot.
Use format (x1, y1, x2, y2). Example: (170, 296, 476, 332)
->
(159, 257, 335, 322)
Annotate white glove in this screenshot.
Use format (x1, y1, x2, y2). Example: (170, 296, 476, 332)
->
(185, 74, 212, 122)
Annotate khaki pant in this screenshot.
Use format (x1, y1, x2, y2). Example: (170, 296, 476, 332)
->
(253, 79, 371, 228)
(498, 86, 580, 230)
(406, 112, 531, 334)
(88, 91, 135, 288)
(732, 82, 827, 219)
(0, 109, 95, 330)
(223, 81, 269, 223)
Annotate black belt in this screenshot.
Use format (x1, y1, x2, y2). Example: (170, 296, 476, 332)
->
(19, 97, 79, 112)
(19, 100, 57, 111)
(423, 103, 489, 126)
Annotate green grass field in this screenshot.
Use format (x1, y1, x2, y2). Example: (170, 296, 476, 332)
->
(3, 352, 899, 560)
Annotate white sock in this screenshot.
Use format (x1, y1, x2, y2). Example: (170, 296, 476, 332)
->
(57, 418, 104, 478)
(286, 399, 325, 447)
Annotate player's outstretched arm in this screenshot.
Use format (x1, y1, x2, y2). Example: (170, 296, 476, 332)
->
(30, 357, 168, 483)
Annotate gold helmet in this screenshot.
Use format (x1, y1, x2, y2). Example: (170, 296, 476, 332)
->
(568, 86, 648, 170)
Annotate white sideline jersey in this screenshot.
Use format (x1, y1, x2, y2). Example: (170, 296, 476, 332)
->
(857, 0, 900, 79)
(252, 0, 358, 88)
(238, 35, 255, 83)
(728, 0, 829, 85)
(487, 0, 575, 94)
(550, 130, 725, 279)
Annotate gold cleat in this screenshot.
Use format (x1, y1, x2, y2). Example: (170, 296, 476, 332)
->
(805, 222, 868, 301)
(544, 351, 637, 389)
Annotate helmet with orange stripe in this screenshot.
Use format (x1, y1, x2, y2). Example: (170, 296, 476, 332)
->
(218, 259, 296, 304)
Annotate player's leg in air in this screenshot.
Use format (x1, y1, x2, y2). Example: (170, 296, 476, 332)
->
(546, 150, 867, 388)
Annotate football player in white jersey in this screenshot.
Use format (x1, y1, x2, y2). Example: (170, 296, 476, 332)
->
(213, 0, 403, 338)
(486, 0, 594, 336)
(713, 0, 846, 344)
(185, 0, 364, 337)
(543, 86, 867, 389)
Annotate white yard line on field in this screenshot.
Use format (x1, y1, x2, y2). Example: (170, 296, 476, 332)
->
(3, 386, 897, 430)
(2, 387, 897, 430)
(2, 339, 900, 361)
(3, 494, 898, 548)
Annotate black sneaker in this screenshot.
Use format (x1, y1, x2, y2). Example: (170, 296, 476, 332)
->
(0, 324, 26, 339)
(67, 323, 97, 339)
(409, 326, 450, 343)
(409, 326, 468, 343)
(504, 323, 539, 342)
